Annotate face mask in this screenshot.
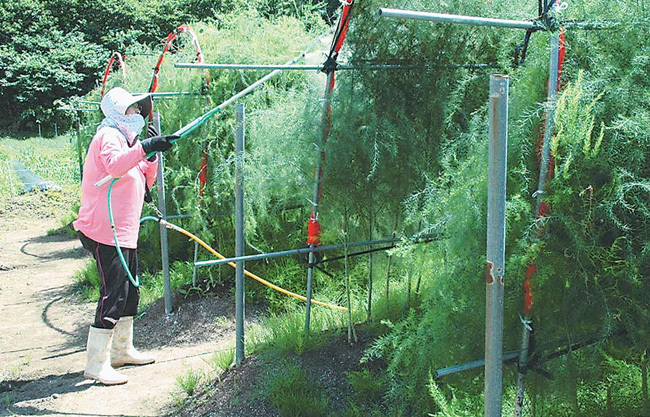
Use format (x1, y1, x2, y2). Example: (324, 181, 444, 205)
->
(99, 87, 148, 143)
(98, 109, 146, 144)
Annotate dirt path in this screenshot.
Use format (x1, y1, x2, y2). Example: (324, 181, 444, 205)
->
(0, 198, 238, 417)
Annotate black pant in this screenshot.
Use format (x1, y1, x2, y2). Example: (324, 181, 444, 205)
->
(78, 231, 140, 329)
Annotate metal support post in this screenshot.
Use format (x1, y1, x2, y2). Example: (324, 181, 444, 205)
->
(305, 70, 336, 335)
(192, 241, 199, 286)
(534, 33, 560, 214)
(154, 112, 173, 315)
(515, 31, 561, 416)
(378, 8, 541, 30)
(75, 114, 84, 181)
(235, 103, 246, 366)
(485, 74, 509, 417)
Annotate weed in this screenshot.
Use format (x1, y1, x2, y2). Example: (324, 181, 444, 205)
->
(214, 315, 230, 327)
(72, 260, 101, 301)
(205, 348, 234, 375)
(47, 203, 79, 237)
(266, 361, 328, 417)
(170, 391, 188, 409)
(346, 369, 384, 403)
(175, 368, 203, 396)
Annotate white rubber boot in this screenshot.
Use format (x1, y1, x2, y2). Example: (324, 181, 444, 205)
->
(84, 326, 128, 385)
(111, 316, 155, 367)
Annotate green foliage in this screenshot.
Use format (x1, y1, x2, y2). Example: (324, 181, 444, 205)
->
(172, 367, 204, 408)
(342, 369, 387, 417)
(0, 0, 106, 131)
(175, 368, 204, 395)
(0, 0, 331, 132)
(0, 135, 80, 198)
(252, 311, 325, 356)
(266, 360, 329, 417)
(73, 260, 101, 301)
(205, 348, 235, 375)
(343, 0, 650, 415)
(137, 261, 197, 311)
(346, 369, 384, 403)
(428, 378, 482, 417)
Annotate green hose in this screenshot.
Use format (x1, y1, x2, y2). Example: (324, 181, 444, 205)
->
(140, 215, 160, 224)
(108, 178, 141, 287)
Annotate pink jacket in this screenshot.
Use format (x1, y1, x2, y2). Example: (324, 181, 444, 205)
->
(73, 127, 158, 249)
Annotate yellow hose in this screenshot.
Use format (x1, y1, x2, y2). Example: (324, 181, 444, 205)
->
(159, 219, 347, 311)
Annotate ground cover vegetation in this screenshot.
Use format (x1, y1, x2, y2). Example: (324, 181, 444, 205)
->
(2, 0, 649, 414)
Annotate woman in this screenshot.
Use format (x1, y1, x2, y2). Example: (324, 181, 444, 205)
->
(74, 87, 178, 385)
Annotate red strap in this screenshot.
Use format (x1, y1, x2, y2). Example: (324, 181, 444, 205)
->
(199, 151, 208, 196)
(307, 1, 355, 247)
(523, 280, 534, 316)
(307, 215, 321, 246)
(557, 28, 566, 89)
(332, 2, 353, 54)
(100, 52, 126, 98)
(149, 25, 209, 93)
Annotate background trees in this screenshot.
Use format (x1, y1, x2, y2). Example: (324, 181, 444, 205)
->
(0, 0, 336, 132)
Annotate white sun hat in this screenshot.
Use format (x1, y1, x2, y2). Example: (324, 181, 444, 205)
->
(101, 87, 152, 117)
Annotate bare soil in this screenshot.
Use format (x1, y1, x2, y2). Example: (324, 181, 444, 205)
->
(170, 328, 378, 417)
(0, 191, 380, 417)
(0, 191, 248, 416)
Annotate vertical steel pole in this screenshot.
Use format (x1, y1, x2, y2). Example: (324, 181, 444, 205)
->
(534, 33, 560, 215)
(192, 241, 199, 287)
(485, 74, 509, 417)
(154, 112, 173, 315)
(515, 32, 561, 416)
(235, 103, 246, 366)
(305, 70, 336, 334)
(75, 114, 84, 181)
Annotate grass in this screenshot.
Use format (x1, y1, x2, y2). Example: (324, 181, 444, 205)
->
(204, 348, 235, 376)
(0, 134, 81, 200)
(176, 368, 204, 396)
(46, 203, 79, 237)
(266, 361, 329, 417)
(73, 260, 101, 301)
(346, 370, 384, 403)
(246, 306, 360, 356)
(171, 368, 205, 409)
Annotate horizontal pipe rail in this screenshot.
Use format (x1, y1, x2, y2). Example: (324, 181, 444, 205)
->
(435, 332, 603, 379)
(57, 107, 98, 112)
(195, 233, 439, 267)
(132, 91, 205, 97)
(435, 351, 521, 378)
(378, 8, 541, 30)
(176, 62, 498, 71)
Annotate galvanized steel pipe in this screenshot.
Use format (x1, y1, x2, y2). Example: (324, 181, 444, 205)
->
(379, 8, 541, 30)
(485, 74, 509, 417)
